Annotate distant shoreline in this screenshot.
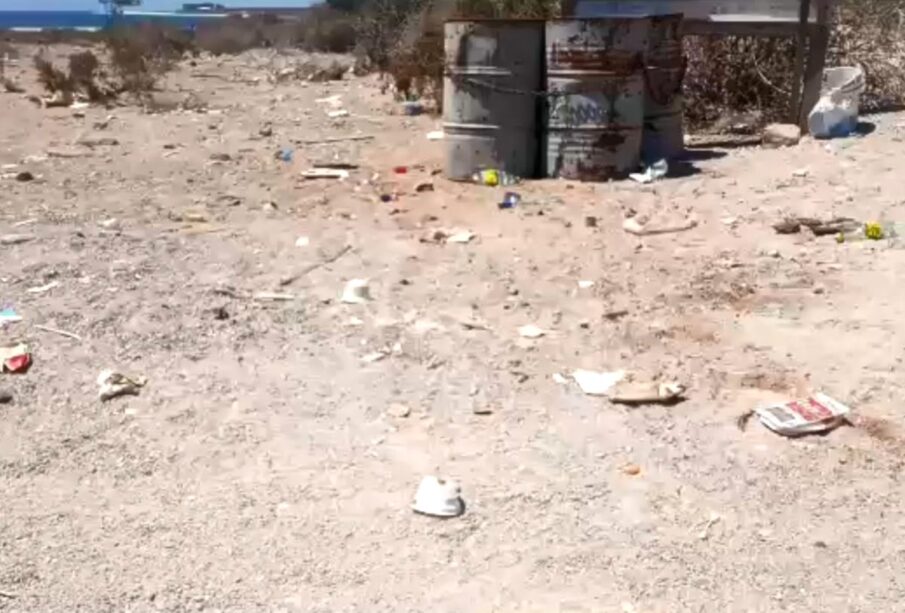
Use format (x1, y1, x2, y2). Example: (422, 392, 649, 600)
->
(0, 10, 228, 32)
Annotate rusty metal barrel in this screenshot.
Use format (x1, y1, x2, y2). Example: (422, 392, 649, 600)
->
(443, 20, 544, 181)
(642, 13, 685, 161)
(544, 18, 649, 180)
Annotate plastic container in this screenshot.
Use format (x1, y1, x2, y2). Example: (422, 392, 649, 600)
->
(808, 66, 866, 139)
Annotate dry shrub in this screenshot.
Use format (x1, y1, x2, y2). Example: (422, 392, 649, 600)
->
(684, 0, 905, 131)
(194, 17, 266, 55)
(297, 7, 357, 53)
(104, 24, 187, 97)
(34, 56, 73, 95)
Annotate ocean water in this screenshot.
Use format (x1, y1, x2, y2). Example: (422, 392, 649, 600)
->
(0, 10, 225, 31)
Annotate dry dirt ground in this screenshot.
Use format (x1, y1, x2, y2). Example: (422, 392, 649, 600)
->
(2, 45, 905, 612)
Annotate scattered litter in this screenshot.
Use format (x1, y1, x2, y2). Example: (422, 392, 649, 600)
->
(552, 373, 569, 385)
(393, 166, 408, 175)
(98, 218, 121, 230)
(415, 181, 434, 193)
(621, 463, 641, 476)
(276, 148, 293, 162)
(498, 191, 521, 209)
(809, 66, 865, 139)
(361, 351, 388, 363)
(341, 279, 372, 304)
(27, 280, 60, 294)
(472, 168, 519, 186)
(697, 511, 722, 540)
(182, 212, 208, 223)
(622, 217, 698, 236)
(426, 130, 444, 141)
(572, 369, 626, 396)
(629, 159, 668, 184)
(752, 392, 851, 437)
(412, 476, 464, 518)
(34, 324, 82, 341)
(253, 292, 296, 301)
(773, 216, 860, 236)
(302, 168, 349, 180)
(0, 343, 31, 373)
(0, 308, 21, 326)
(212, 306, 229, 320)
(97, 369, 146, 401)
(792, 168, 809, 178)
(402, 101, 423, 116)
(0, 234, 34, 245)
(380, 193, 395, 203)
(294, 236, 310, 247)
(387, 402, 411, 418)
(315, 94, 343, 106)
(326, 109, 349, 118)
(518, 324, 546, 339)
(578, 280, 595, 289)
(611, 380, 686, 405)
(835, 221, 904, 242)
(604, 309, 629, 320)
(76, 137, 119, 148)
(445, 230, 474, 244)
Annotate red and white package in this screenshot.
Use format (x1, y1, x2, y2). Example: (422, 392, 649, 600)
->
(755, 392, 851, 436)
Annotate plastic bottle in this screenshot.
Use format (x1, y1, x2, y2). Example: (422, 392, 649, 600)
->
(471, 169, 520, 187)
(836, 222, 902, 243)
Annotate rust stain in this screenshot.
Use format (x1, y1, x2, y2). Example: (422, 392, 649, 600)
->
(548, 47, 641, 75)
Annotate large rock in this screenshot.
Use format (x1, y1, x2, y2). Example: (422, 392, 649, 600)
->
(763, 123, 802, 147)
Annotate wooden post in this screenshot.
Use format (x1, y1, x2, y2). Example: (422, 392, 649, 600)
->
(799, 0, 832, 130)
(789, 0, 811, 122)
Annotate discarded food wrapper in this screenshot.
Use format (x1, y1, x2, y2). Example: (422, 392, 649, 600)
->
(611, 380, 686, 405)
(302, 168, 349, 180)
(623, 217, 698, 237)
(361, 350, 388, 363)
(27, 280, 60, 294)
(276, 148, 293, 162)
(426, 130, 444, 141)
(315, 94, 343, 106)
(412, 476, 464, 518)
(326, 109, 349, 118)
(341, 279, 372, 304)
(295, 236, 310, 247)
(97, 369, 147, 401)
(573, 369, 626, 396)
(472, 168, 519, 187)
(446, 230, 474, 244)
(755, 392, 851, 436)
(577, 280, 595, 289)
(402, 101, 423, 116)
(629, 159, 668, 184)
(0, 308, 22, 326)
(0, 343, 31, 373)
(499, 191, 521, 209)
(518, 324, 546, 339)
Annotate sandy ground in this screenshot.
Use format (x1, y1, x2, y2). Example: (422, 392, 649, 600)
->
(2, 45, 905, 612)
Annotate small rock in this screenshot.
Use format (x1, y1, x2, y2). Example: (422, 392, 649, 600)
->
(14, 171, 34, 182)
(415, 182, 434, 193)
(259, 124, 273, 137)
(621, 464, 641, 476)
(585, 216, 598, 228)
(763, 123, 801, 148)
(813, 284, 826, 295)
(387, 403, 411, 418)
(0, 391, 12, 404)
(209, 152, 232, 162)
(212, 306, 229, 320)
(472, 405, 494, 415)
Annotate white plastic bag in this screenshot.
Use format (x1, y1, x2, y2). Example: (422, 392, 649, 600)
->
(808, 66, 865, 139)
